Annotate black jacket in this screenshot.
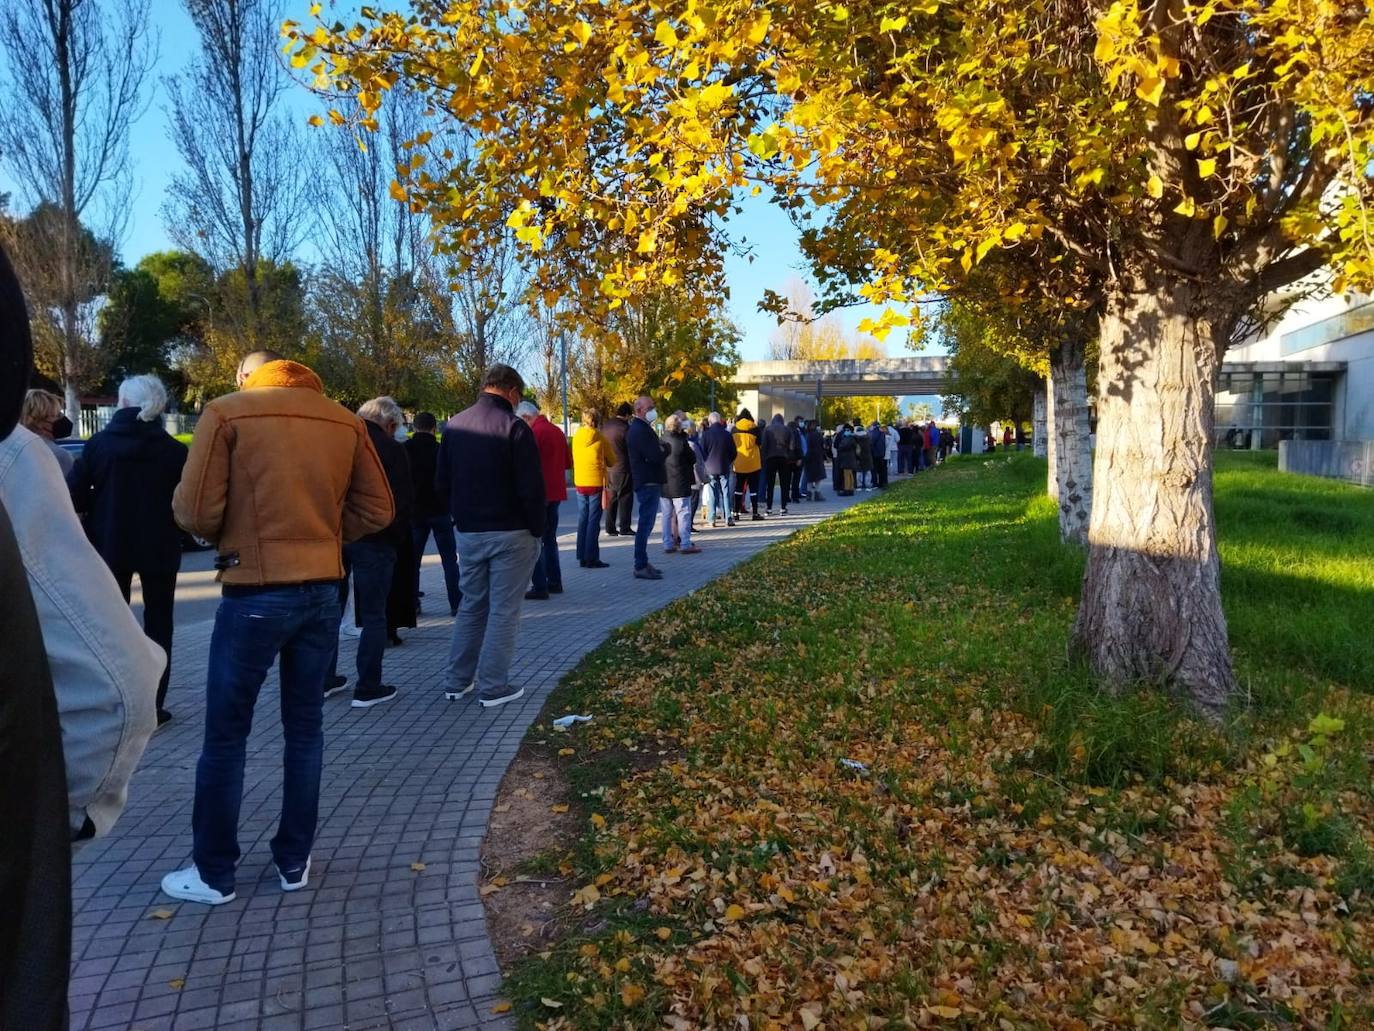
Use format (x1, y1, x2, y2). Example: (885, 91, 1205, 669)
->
(700, 422, 736, 476)
(762, 418, 799, 462)
(436, 392, 545, 537)
(834, 432, 858, 471)
(661, 431, 696, 499)
(600, 416, 631, 484)
(404, 432, 444, 521)
(359, 420, 413, 546)
(627, 417, 666, 489)
(67, 407, 188, 574)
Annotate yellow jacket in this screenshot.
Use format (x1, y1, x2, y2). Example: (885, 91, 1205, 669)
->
(732, 418, 762, 474)
(572, 425, 618, 488)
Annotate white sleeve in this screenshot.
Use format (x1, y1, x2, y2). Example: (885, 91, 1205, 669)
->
(0, 429, 161, 836)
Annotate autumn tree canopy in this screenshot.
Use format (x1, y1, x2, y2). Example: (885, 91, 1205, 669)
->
(291, 0, 1374, 713)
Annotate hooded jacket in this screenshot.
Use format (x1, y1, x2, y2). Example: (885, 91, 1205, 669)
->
(68, 406, 189, 574)
(762, 415, 800, 463)
(732, 418, 762, 474)
(173, 360, 395, 585)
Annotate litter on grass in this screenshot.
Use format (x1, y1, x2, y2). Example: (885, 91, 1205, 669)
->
(552, 714, 594, 730)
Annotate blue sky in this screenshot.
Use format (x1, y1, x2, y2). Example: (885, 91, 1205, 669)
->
(1, 1, 929, 371)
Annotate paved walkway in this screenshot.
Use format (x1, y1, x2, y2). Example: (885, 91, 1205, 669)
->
(68, 486, 871, 1031)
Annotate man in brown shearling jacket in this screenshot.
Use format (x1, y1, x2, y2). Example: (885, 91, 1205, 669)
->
(161, 350, 394, 905)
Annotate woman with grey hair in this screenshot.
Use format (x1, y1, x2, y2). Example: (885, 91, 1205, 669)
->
(68, 374, 188, 726)
(337, 396, 413, 709)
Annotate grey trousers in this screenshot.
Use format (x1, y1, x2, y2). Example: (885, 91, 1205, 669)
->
(446, 530, 542, 695)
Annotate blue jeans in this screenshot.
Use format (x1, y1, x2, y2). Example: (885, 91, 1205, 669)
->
(192, 582, 340, 893)
(704, 473, 728, 523)
(345, 540, 395, 691)
(575, 493, 601, 563)
(660, 495, 692, 549)
(529, 501, 563, 592)
(412, 514, 461, 613)
(633, 484, 662, 570)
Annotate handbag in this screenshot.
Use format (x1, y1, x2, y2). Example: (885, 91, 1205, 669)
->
(601, 485, 613, 511)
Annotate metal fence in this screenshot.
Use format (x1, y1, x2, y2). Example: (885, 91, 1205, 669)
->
(1278, 439, 1374, 488)
(75, 407, 199, 440)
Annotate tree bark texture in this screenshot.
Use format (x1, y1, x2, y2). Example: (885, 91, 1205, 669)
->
(1071, 282, 1234, 717)
(1049, 338, 1092, 545)
(1032, 384, 1048, 459)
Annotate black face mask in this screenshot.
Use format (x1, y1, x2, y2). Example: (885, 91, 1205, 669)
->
(51, 415, 73, 440)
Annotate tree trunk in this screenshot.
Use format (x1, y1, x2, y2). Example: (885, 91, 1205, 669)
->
(1050, 338, 1092, 545)
(1071, 282, 1233, 717)
(1046, 368, 1059, 502)
(1032, 384, 1048, 459)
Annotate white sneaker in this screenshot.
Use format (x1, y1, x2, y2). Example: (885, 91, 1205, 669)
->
(278, 855, 311, 892)
(161, 866, 235, 905)
(445, 683, 474, 701)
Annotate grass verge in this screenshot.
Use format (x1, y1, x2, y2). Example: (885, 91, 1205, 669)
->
(492, 453, 1374, 1028)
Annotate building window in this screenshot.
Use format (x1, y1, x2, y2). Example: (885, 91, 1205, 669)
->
(1214, 371, 1337, 449)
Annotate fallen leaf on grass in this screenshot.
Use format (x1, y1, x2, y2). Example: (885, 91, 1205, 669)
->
(590, 812, 606, 829)
(799, 1001, 823, 1029)
(723, 904, 746, 922)
(480, 876, 509, 897)
(620, 983, 646, 1006)
(925, 1006, 962, 1019)
(541, 997, 563, 1008)
(558, 747, 575, 756)
(551, 803, 569, 813)
(656, 927, 672, 940)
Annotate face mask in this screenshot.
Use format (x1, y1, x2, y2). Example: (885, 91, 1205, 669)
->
(645, 408, 658, 424)
(51, 415, 73, 439)
(394, 424, 408, 441)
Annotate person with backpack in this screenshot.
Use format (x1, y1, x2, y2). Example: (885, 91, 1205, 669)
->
(761, 413, 798, 515)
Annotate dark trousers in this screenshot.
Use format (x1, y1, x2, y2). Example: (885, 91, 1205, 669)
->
(412, 514, 461, 614)
(605, 472, 633, 535)
(789, 462, 803, 502)
(764, 457, 791, 509)
(874, 456, 889, 488)
(345, 540, 396, 692)
(633, 485, 661, 570)
(530, 501, 563, 591)
(193, 582, 339, 894)
(734, 470, 761, 514)
(897, 445, 913, 474)
(112, 568, 177, 714)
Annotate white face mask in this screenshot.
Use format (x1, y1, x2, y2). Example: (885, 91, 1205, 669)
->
(645, 408, 658, 424)
(394, 424, 408, 440)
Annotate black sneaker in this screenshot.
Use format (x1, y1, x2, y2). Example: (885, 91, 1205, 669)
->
(525, 589, 550, 600)
(585, 560, 609, 569)
(478, 685, 525, 708)
(444, 683, 474, 701)
(323, 675, 348, 699)
(277, 856, 311, 892)
(352, 684, 398, 709)
(752, 513, 765, 521)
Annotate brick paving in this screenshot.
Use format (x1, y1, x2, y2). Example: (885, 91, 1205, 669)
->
(68, 485, 871, 1030)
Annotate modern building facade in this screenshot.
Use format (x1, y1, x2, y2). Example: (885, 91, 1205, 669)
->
(1221, 289, 1374, 446)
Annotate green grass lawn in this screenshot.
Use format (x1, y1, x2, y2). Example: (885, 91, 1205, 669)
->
(502, 453, 1374, 1028)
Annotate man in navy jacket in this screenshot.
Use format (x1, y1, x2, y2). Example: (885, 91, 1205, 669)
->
(626, 394, 666, 579)
(436, 364, 545, 708)
(699, 411, 736, 527)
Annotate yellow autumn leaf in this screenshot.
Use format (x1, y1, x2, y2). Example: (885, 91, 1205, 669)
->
(1173, 195, 1196, 217)
(1197, 157, 1217, 178)
(1184, 131, 1202, 151)
(410, 861, 426, 872)
(1003, 221, 1028, 241)
(551, 803, 570, 813)
(655, 927, 672, 940)
(723, 903, 746, 921)
(307, 114, 324, 127)
(468, 50, 484, 76)
(1213, 214, 1229, 239)
(654, 21, 678, 47)
(558, 747, 575, 756)
(169, 978, 185, 990)
(571, 20, 592, 46)
(926, 1005, 963, 1019)
(1146, 174, 1164, 199)
(620, 984, 646, 1006)
(591, 812, 607, 829)
(1136, 76, 1164, 106)
(490, 1001, 512, 1014)
(389, 180, 407, 202)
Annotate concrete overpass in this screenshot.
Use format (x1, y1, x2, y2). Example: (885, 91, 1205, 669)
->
(727, 356, 1348, 429)
(731, 357, 953, 421)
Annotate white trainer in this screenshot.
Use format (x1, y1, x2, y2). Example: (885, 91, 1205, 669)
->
(161, 866, 235, 905)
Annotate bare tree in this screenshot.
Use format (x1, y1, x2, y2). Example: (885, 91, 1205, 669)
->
(163, 0, 308, 349)
(0, 0, 156, 419)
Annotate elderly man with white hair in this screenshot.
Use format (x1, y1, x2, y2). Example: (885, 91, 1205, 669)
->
(69, 374, 189, 726)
